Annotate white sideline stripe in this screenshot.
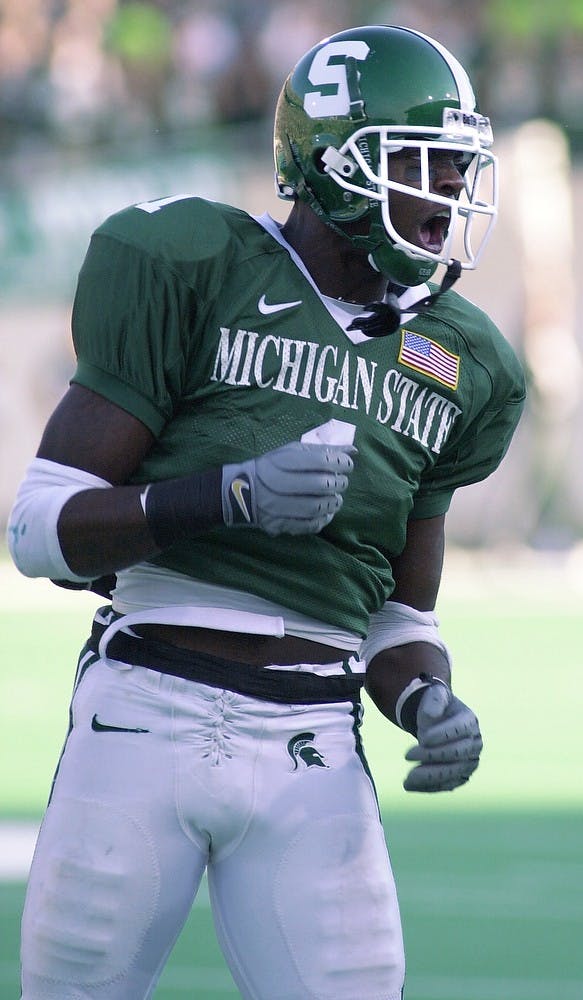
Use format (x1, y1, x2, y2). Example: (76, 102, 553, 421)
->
(0, 822, 38, 879)
(407, 976, 583, 1000)
(0, 822, 210, 913)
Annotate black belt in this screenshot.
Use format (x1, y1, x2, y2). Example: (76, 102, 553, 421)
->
(89, 616, 364, 706)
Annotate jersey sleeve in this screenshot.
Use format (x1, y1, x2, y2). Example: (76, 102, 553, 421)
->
(69, 198, 231, 435)
(411, 316, 526, 519)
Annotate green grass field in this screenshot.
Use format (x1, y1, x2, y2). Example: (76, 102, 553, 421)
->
(1, 552, 582, 999)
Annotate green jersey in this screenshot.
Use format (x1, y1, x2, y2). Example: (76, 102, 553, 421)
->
(71, 196, 525, 636)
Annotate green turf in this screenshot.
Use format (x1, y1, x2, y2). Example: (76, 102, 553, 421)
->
(2, 812, 582, 998)
(1, 584, 582, 998)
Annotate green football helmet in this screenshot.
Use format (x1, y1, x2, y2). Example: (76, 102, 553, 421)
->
(274, 25, 498, 286)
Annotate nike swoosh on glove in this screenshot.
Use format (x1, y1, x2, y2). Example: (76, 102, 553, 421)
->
(403, 680, 483, 793)
(222, 441, 355, 535)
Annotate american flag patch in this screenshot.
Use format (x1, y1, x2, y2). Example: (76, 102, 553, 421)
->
(398, 330, 460, 389)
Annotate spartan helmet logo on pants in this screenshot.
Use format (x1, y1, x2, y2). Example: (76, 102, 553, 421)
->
(287, 732, 329, 770)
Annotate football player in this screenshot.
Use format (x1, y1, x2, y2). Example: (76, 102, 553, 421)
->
(8, 25, 525, 1000)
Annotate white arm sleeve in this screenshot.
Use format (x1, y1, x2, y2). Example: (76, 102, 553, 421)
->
(360, 600, 452, 669)
(7, 457, 112, 581)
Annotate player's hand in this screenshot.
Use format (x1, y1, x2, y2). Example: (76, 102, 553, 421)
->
(403, 680, 482, 793)
(222, 441, 355, 535)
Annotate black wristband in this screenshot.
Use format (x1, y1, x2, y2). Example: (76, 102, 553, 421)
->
(398, 673, 451, 737)
(143, 468, 223, 550)
(398, 687, 426, 737)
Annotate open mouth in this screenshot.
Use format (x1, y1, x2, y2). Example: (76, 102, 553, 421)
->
(419, 212, 450, 253)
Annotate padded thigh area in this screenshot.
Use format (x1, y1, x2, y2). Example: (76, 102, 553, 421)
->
(22, 797, 160, 988)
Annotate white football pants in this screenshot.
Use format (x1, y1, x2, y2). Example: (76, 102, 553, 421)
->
(21, 652, 405, 999)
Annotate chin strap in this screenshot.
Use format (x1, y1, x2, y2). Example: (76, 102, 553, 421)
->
(347, 260, 462, 338)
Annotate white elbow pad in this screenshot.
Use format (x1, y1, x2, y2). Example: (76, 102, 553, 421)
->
(360, 600, 452, 669)
(7, 457, 112, 581)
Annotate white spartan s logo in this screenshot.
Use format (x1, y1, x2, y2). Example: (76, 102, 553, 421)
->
(287, 732, 329, 771)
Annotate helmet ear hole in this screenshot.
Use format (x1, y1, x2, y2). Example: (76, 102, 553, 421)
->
(312, 149, 329, 175)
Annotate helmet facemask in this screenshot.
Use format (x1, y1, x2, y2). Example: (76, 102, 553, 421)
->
(319, 111, 498, 286)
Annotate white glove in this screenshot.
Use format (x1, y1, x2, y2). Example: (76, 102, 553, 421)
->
(222, 441, 354, 535)
(403, 679, 483, 793)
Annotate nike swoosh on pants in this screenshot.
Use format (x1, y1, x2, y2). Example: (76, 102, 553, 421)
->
(91, 714, 149, 734)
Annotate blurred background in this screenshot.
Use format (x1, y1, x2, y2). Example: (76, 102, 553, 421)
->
(1, 0, 583, 554)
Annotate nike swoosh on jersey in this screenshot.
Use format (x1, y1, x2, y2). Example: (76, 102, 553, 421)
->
(231, 477, 252, 522)
(91, 714, 149, 734)
(258, 294, 302, 315)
